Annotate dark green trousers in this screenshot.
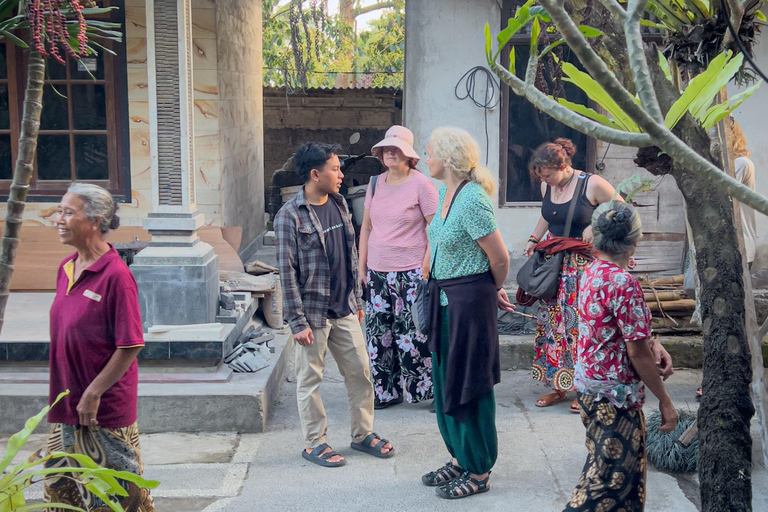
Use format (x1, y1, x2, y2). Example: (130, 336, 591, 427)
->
(432, 306, 498, 475)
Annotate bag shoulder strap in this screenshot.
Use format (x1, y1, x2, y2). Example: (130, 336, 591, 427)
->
(563, 173, 588, 239)
(430, 180, 469, 275)
(370, 175, 379, 198)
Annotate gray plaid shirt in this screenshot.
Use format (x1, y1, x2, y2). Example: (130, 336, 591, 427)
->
(274, 188, 363, 334)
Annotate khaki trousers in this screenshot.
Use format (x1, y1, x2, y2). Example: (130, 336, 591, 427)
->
(295, 314, 375, 448)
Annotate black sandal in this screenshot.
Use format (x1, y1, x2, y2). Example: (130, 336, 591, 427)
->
(350, 433, 395, 458)
(435, 471, 491, 499)
(300, 443, 346, 468)
(422, 460, 463, 486)
(374, 396, 403, 410)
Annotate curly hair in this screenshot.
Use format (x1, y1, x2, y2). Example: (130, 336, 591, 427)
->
(528, 138, 577, 178)
(730, 118, 751, 158)
(428, 126, 497, 197)
(591, 201, 642, 259)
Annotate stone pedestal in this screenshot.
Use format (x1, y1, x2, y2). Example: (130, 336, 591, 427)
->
(132, 242, 219, 329)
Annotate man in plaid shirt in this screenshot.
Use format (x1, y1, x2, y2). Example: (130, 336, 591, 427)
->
(275, 142, 395, 467)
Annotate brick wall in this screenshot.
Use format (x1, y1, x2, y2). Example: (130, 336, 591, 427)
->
(263, 87, 403, 197)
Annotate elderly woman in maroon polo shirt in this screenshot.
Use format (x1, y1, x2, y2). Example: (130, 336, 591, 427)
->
(44, 183, 154, 511)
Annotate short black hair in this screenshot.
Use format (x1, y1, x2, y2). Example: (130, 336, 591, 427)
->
(293, 142, 342, 183)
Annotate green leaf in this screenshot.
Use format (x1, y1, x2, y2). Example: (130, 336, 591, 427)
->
(13, 503, 87, 512)
(639, 18, 668, 30)
(578, 26, 604, 38)
(557, 97, 622, 129)
(657, 51, 673, 83)
(530, 17, 540, 56)
(485, 23, 493, 64)
(686, 0, 712, 21)
(0, 30, 29, 49)
(528, 6, 551, 22)
(560, 62, 642, 132)
(540, 39, 565, 58)
(757, 11, 767, 22)
(0, 391, 69, 475)
(700, 81, 762, 130)
(496, 6, 531, 53)
(664, 51, 742, 129)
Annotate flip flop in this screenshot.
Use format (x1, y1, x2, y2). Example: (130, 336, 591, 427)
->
(570, 399, 580, 414)
(301, 443, 346, 468)
(535, 391, 568, 407)
(350, 433, 394, 459)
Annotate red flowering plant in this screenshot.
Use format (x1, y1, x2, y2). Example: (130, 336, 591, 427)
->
(0, 0, 123, 335)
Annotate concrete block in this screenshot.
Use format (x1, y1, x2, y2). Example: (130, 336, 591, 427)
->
(132, 243, 220, 330)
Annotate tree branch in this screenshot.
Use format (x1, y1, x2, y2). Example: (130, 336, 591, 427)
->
(595, 0, 627, 22)
(355, 2, 396, 16)
(525, 50, 539, 88)
(539, 0, 662, 133)
(625, 0, 664, 122)
(490, 60, 654, 147)
(723, 0, 745, 47)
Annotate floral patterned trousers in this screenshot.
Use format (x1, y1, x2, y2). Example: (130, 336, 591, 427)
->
(365, 268, 433, 404)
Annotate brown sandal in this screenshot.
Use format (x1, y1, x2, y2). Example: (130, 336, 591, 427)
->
(570, 399, 580, 414)
(535, 390, 568, 407)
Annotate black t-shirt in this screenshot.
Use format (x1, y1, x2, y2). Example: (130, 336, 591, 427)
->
(310, 199, 352, 318)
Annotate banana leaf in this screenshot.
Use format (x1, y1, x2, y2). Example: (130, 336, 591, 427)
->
(560, 62, 642, 132)
(557, 97, 624, 130)
(700, 81, 762, 129)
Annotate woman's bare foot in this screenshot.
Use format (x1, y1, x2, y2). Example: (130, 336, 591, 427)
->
(535, 389, 568, 407)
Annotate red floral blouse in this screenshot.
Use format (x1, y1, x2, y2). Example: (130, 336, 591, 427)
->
(575, 260, 652, 410)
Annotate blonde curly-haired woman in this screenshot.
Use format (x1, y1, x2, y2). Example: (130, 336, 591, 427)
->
(420, 127, 515, 500)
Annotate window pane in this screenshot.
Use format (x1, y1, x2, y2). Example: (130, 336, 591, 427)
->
(0, 84, 8, 129)
(40, 85, 70, 130)
(505, 46, 589, 202)
(48, 59, 68, 80)
(0, 134, 11, 179)
(72, 84, 106, 130)
(0, 44, 6, 80)
(71, 54, 105, 80)
(75, 135, 108, 179)
(37, 135, 71, 180)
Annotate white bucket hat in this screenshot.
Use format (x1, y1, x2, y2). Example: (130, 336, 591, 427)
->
(371, 125, 420, 164)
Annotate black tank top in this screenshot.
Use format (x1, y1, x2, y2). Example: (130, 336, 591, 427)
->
(541, 173, 596, 238)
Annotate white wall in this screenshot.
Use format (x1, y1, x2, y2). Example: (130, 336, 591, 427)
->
(728, 32, 768, 276)
(404, 0, 541, 270)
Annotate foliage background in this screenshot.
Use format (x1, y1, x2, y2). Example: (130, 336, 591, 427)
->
(262, 0, 405, 89)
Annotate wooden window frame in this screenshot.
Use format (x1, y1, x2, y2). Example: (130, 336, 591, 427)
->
(0, 0, 131, 203)
(497, 0, 664, 208)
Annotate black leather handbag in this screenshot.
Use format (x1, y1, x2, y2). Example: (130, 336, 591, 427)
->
(516, 173, 587, 302)
(413, 181, 468, 335)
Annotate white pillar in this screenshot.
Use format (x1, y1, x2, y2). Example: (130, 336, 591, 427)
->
(132, 0, 219, 329)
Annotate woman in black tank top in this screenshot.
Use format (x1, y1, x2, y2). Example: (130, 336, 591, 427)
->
(523, 139, 620, 413)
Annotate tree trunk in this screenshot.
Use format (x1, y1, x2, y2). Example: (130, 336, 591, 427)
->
(0, 51, 46, 336)
(674, 165, 754, 511)
(561, 2, 755, 509)
(335, 0, 355, 88)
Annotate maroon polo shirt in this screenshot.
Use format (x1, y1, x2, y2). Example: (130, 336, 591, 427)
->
(48, 245, 144, 428)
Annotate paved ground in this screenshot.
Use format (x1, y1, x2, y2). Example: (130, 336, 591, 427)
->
(9, 365, 768, 512)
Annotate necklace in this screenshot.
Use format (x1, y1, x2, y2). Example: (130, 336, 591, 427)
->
(553, 171, 576, 202)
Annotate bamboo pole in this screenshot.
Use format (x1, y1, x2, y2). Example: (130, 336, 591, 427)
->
(646, 299, 697, 313)
(643, 291, 687, 302)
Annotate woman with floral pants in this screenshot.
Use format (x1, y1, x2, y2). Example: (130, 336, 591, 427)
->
(359, 126, 438, 409)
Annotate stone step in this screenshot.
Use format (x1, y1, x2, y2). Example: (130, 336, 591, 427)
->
(0, 331, 291, 435)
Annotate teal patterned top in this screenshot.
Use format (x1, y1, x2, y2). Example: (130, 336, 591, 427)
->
(427, 182, 498, 305)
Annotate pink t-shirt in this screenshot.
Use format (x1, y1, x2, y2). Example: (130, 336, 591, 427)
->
(364, 170, 438, 272)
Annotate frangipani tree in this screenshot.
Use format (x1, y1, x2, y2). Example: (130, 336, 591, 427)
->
(0, 0, 122, 335)
(486, 0, 766, 510)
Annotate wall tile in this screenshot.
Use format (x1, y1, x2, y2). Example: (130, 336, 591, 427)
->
(197, 159, 222, 190)
(127, 69, 149, 101)
(193, 70, 219, 99)
(194, 133, 221, 164)
(125, 7, 147, 39)
(193, 38, 218, 71)
(128, 100, 150, 130)
(129, 130, 151, 160)
(192, 10, 216, 38)
(194, 99, 220, 133)
(130, 158, 153, 191)
(126, 38, 147, 65)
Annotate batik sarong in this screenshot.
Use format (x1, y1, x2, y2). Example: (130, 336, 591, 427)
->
(532, 250, 591, 391)
(564, 393, 647, 512)
(44, 422, 154, 512)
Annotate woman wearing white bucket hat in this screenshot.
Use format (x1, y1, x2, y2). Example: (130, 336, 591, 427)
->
(360, 125, 439, 409)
